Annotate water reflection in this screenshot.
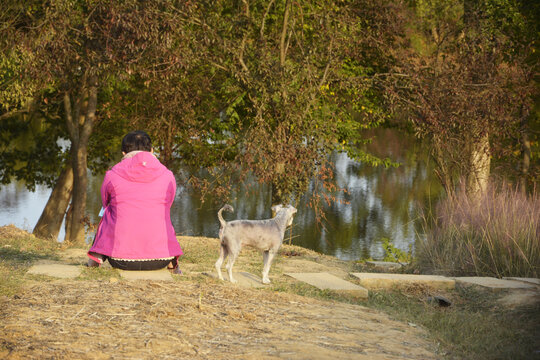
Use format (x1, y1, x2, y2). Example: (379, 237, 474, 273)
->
(299, 129, 443, 260)
(0, 182, 53, 232)
(0, 128, 442, 260)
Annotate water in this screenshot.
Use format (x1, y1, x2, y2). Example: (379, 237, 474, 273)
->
(0, 128, 442, 260)
(0, 182, 55, 231)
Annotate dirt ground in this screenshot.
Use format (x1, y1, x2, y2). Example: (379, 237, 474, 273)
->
(0, 231, 440, 359)
(0, 278, 439, 360)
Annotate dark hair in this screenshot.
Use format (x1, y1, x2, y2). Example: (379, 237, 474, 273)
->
(121, 130, 152, 153)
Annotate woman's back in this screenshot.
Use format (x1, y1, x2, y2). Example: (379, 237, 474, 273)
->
(90, 151, 182, 261)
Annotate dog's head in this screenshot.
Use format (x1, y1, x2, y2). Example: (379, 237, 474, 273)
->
(272, 204, 297, 227)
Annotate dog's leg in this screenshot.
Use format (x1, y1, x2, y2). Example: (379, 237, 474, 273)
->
(226, 249, 239, 284)
(261, 249, 277, 284)
(262, 250, 269, 272)
(215, 244, 228, 281)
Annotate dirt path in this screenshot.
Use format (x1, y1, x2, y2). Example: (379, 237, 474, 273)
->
(1, 279, 438, 359)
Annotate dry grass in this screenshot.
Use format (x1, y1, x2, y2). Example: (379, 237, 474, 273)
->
(416, 185, 540, 278)
(0, 225, 63, 296)
(0, 233, 437, 360)
(178, 235, 355, 281)
(1, 226, 538, 359)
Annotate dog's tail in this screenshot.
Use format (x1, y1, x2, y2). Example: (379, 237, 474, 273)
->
(218, 204, 234, 229)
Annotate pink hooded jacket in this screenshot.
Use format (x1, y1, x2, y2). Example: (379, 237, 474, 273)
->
(89, 151, 183, 260)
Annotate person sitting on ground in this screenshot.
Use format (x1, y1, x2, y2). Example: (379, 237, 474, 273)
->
(87, 130, 183, 272)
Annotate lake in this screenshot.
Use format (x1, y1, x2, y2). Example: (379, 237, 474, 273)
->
(0, 128, 442, 261)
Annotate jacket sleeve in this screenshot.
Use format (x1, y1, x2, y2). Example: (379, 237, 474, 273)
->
(167, 171, 177, 207)
(101, 171, 113, 207)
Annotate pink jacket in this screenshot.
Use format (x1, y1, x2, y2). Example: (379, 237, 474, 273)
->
(89, 152, 183, 260)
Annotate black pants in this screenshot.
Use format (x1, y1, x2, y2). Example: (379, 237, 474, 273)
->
(107, 258, 175, 271)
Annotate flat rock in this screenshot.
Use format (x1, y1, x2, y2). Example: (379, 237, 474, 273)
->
(455, 277, 535, 290)
(502, 277, 540, 286)
(365, 261, 407, 270)
(27, 263, 82, 279)
(497, 290, 540, 308)
(350, 273, 455, 290)
(285, 272, 369, 298)
(281, 258, 348, 278)
(204, 271, 266, 288)
(118, 269, 173, 281)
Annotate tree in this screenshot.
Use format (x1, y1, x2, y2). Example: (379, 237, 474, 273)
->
(386, 0, 537, 196)
(0, 0, 198, 242)
(1, 0, 413, 241)
(182, 0, 400, 205)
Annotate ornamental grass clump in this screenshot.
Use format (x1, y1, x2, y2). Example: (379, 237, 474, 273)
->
(417, 185, 539, 278)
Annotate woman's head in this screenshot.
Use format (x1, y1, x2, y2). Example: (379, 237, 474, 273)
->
(121, 131, 152, 153)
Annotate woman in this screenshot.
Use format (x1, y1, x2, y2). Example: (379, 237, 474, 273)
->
(87, 131, 183, 272)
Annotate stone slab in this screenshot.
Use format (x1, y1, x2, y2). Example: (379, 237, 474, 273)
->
(365, 261, 407, 270)
(285, 272, 369, 298)
(455, 277, 535, 290)
(503, 277, 540, 286)
(498, 291, 540, 308)
(27, 263, 82, 279)
(350, 273, 455, 290)
(118, 269, 173, 281)
(204, 271, 265, 288)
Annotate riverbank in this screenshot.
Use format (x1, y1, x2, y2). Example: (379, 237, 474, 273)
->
(1, 225, 538, 359)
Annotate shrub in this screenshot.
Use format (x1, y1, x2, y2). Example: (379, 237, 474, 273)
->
(381, 238, 412, 264)
(416, 184, 539, 278)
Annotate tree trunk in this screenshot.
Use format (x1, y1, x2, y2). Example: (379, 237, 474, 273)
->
(467, 133, 490, 197)
(279, 0, 291, 104)
(162, 116, 174, 167)
(65, 201, 73, 242)
(271, 182, 285, 206)
(279, 0, 291, 68)
(68, 139, 89, 243)
(520, 114, 531, 193)
(432, 140, 454, 196)
(463, 0, 482, 28)
(32, 164, 73, 240)
(64, 75, 98, 244)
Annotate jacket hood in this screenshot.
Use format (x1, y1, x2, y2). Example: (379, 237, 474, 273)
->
(111, 151, 167, 183)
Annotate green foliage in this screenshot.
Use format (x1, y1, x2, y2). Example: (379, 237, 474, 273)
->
(0, 103, 67, 189)
(181, 0, 402, 204)
(0, 0, 406, 210)
(381, 237, 412, 263)
(0, 47, 37, 112)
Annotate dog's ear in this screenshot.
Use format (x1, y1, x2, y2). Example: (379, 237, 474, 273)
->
(271, 204, 283, 217)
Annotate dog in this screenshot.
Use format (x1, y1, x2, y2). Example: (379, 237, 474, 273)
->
(215, 204, 297, 284)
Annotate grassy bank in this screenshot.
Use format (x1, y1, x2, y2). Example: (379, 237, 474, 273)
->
(1, 226, 539, 359)
(0, 225, 63, 296)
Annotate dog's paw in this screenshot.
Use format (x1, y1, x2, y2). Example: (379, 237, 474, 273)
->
(230, 278, 238, 284)
(262, 278, 271, 284)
